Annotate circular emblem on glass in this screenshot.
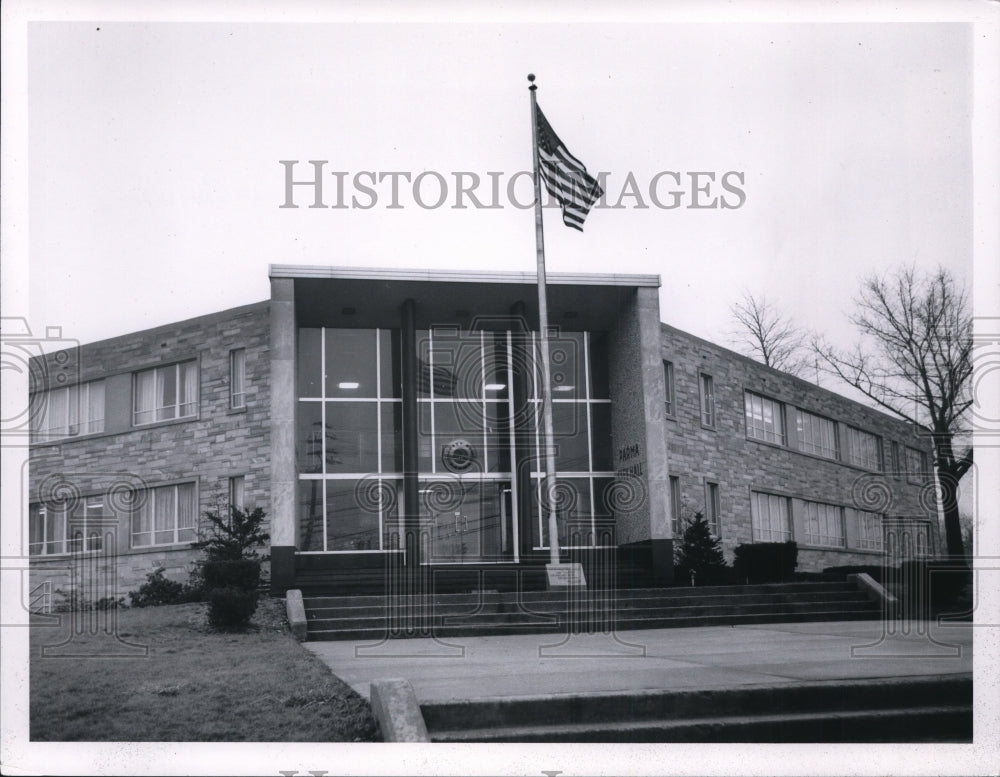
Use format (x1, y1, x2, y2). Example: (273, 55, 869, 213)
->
(442, 438, 476, 472)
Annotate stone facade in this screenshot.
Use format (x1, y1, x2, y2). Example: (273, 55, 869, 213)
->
(27, 302, 270, 604)
(660, 322, 939, 572)
(25, 274, 943, 600)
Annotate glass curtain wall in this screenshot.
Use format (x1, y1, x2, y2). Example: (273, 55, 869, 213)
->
(523, 331, 615, 550)
(296, 328, 402, 552)
(295, 325, 614, 558)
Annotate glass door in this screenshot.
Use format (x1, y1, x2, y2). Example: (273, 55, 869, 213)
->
(422, 480, 515, 563)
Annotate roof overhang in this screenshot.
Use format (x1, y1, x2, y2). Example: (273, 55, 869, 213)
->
(270, 264, 660, 331)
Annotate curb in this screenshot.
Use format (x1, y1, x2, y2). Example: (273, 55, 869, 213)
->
(286, 589, 307, 641)
(370, 678, 430, 742)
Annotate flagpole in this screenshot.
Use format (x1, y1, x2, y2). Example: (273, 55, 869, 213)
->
(528, 73, 562, 567)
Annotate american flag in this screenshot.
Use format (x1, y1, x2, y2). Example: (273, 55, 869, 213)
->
(534, 103, 604, 231)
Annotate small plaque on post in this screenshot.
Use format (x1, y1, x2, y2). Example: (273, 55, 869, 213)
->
(545, 562, 587, 589)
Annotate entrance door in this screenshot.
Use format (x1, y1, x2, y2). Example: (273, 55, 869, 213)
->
(422, 481, 515, 563)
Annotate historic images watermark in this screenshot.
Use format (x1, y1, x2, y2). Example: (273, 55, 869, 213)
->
(8, 472, 150, 658)
(0, 317, 80, 450)
(278, 161, 747, 211)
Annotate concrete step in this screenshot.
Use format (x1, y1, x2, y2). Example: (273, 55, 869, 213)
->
(302, 591, 870, 621)
(300, 582, 852, 607)
(301, 581, 883, 640)
(305, 607, 881, 641)
(431, 705, 972, 742)
(306, 599, 878, 630)
(422, 674, 972, 743)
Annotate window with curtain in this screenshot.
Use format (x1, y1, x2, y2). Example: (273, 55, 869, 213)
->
(663, 361, 675, 417)
(802, 500, 845, 547)
(669, 475, 682, 535)
(744, 391, 785, 444)
(845, 426, 882, 470)
(854, 510, 884, 551)
(905, 446, 928, 483)
(29, 497, 104, 555)
(230, 349, 246, 409)
(29, 504, 67, 556)
(796, 408, 837, 459)
(67, 497, 105, 553)
(705, 481, 721, 536)
(31, 380, 105, 441)
(133, 361, 198, 425)
(751, 491, 790, 542)
(229, 475, 245, 511)
(700, 373, 715, 428)
(131, 483, 197, 547)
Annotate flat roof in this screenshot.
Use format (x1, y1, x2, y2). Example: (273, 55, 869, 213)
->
(269, 264, 661, 288)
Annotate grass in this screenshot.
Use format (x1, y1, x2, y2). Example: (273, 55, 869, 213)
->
(30, 597, 380, 741)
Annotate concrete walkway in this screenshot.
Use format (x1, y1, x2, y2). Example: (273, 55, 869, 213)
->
(304, 619, 973, 703)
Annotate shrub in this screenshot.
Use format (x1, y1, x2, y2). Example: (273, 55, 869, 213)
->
(208, 586, 259, 629)
(128, 568, 191, 607)
(195, 504, 269, 629)
(194, 505, 269, 562)
(201, 559, 262, 592)
(674, 512, 729, 585)
(733, 542, 798, 583)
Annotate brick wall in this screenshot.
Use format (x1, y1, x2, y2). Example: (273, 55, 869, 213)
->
(27, 302, 271, 600)
(661, 323, 939, 573)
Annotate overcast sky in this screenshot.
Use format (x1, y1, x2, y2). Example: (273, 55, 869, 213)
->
(23, 18, 975, 359)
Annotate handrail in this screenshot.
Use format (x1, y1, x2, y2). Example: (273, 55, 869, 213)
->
(29, 580, 52, 614)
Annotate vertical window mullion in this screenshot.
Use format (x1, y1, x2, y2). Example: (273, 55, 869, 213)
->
(506, 331, 520, 562)
(481, 331, 488, 472)
(376, 329, 383, 476)
(584, 333, 595, 542)
(174, 365, 181, 417)
(428, 329, 436, 473)
(321, 328, 328, 551)
(171, 485, 179, 544)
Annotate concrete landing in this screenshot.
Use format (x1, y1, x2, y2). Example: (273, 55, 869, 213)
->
(304, 618, 972, 704)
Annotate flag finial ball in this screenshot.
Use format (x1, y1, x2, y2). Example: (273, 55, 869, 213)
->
(527, 74, 535, 82)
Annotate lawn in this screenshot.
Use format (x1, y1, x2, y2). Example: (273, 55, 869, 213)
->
(30, 597, 380, 741)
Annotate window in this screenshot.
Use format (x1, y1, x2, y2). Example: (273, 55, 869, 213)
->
(905, 446, 928, 483)
(802, 500, 845, 547)
(29, 504, 65, 556)
(229, 476, 245, 511)
(855, 510, 884, 551)
(751, 491, 791, 542)
(705, 481, 721, 536)
(31, 380, 105, 441)
(131, 483, 197, 547)
(890, 441, 901, 474)
(845, 426, 882, 470)
(796, 409, 837, 459)
(744, 391, 785, 444)
(134, 361, 198, 425)
(29, 497, 104, 555)
(663, 361, 675, 417)
(230, 349, 246, 409)
(297, 328, 403, 552)
(669, 476, 682, 535)
(699, 373, 715, 428)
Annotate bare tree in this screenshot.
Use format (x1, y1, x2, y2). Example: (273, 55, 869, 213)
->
(730, 290, 808, 376)
(813, 265, 973, 561)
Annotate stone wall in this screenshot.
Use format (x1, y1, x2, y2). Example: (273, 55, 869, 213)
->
(27, 301, 271, 600)
(661, 322, 939, 572)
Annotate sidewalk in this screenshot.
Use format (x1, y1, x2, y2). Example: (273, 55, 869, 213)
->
(304, 618, 973, 703)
